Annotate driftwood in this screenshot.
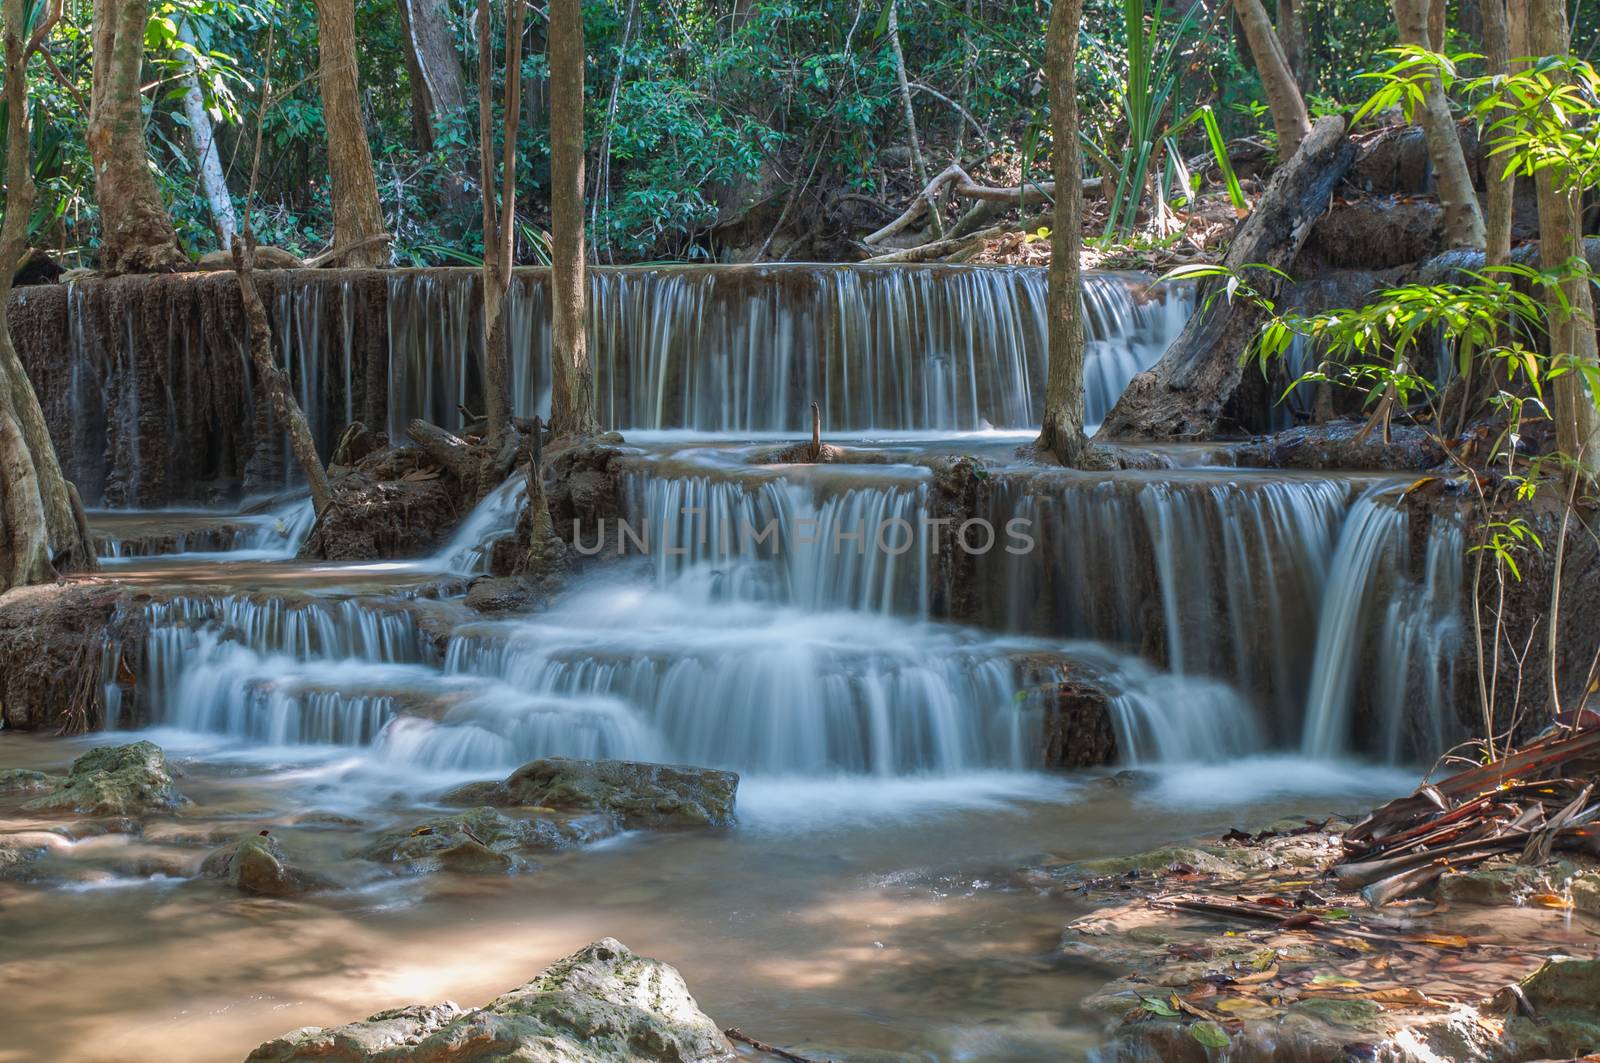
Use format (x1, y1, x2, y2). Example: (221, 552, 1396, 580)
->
(1097, 115, 1356, 440)
(1333, 726, 1600, 905)
(723, 1028, 831, 1063)
(406, 418, 481, 484)
(862, 162, 1099, 247)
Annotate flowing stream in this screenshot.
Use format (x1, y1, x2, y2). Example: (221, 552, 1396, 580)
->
(1, 266, 1467, 1062)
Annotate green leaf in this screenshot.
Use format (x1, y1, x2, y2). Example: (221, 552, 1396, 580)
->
(1189, 1020, 1230, 1048)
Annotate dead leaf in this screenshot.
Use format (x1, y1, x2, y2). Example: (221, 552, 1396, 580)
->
(1529, 893, 1574, 910)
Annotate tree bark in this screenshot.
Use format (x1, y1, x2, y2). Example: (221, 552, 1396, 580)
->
(233, 238, 335, 514)
(1098, 116, 1356, 440)
(406, 418, 481, 482)
(313, 0, 391, 266)
(478, 0, 525, 441)
(1277, 0, 1304, 85)
(1037, 0, 1091, 464)
(87, 0, 188, 273)
(1479, 0, 1514, 266)
(1393, 0, 1486, 248)
(888, 0, 942, 237)
(1, 0, 94, 578)
(1525, 0, 1600, 471)
(1233, 0, 1312, 157)
(177, 22, 238, 248)
(398, 0, 471, 213)
(547, 0, 597, 438)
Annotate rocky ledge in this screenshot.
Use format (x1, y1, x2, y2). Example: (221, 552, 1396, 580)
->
(1023, 823, 1600, 1061)
(244, 938, 733, 1063)
(443, 757, 740, 830)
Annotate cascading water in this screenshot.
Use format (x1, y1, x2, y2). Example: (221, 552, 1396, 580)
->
(385, 265, 1192, 435)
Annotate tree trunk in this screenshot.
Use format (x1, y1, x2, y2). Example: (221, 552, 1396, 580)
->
(1233, 0, 1312, 157)
(477, 0, 524, 441)
(547, 0, 597, 438)
(233, 238, 335, 514)
(313, 0, 390, 266)
(87, 0, 188, 273)
(2, 0, 95, 578)
(178, 22, 238, 247)
(1393, 0, 1486, 248)
(888, 0, 942, 237)
(1098, 116, 1356, 440)
(1480, 0, 1514, 266)
(1526, 0, 1600, 471)
(397, 0, 471, 214)
(1277, 0, 1304, 85)
(1037, 0, 1091, 464)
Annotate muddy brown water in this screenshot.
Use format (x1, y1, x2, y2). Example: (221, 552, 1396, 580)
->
(0, 730, 1422, 1063)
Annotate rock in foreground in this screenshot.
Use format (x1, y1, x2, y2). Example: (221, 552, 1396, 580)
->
(444, 757, 738, 830)
(360, 805, 618, 874)
(244, 938, 733, 1062)
(202, 833, 329, 896)
(21, 741, 186, 817)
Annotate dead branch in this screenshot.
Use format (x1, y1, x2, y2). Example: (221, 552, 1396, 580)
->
(724, 1028, 832, 1063)
(862, 162, 1107, 247)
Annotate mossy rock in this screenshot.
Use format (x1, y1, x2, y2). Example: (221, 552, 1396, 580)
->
(361, 806, 616, 874)
(442, 757, 739, 830)
(0, 768, 58, 795)
(244, 938, 733, 1062)
(202, 833, 329, 896)
(21, 741, 185, 817)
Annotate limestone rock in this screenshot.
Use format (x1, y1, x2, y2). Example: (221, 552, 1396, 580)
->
(244, 938, 734, 1062)
(443, 757, 738, 830)
(202, 833, 329, 896)
(360, 805, 617, 874)
(22, 741, 185, 817)
(1498, 957, 1600, 1062)
(0, 768, 59, 795)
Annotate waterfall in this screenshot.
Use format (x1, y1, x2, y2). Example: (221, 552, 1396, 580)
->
(385, 266, 1192, 435)
(94, 497, 316, 561)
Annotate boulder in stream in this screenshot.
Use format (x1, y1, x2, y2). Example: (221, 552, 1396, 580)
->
(202, 832, 330, 896)
(0, 768, 59, 795)
(443, 757, 739, 830)
(21, 741, 186, 817)
(243, 938, 734, 1062)
(360, 805, 618, 874)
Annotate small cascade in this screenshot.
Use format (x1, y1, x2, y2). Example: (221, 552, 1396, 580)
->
(620, 466, 934, 615)
(1300, 492, 1465, 758)
(433, 477, 528, 574)
(93, 497, 316, 560)
(973, 473, 1352, 734)
(385, 266, 1192, 435)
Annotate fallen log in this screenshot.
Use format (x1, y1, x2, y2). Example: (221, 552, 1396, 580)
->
(862, 163, 1097, 247)
(1096, 115, 1355, 440)
(406, 418, 481, 484)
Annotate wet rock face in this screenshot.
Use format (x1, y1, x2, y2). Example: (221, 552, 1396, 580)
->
(202, 833, 329, 896)
(22, 741, 186, 817)
(243, 938, 734, 1063)
(1225, 421, 1446, 472)
(0, 583, 140, 732)
(360, 805, 619, 874)
(444, 758, 739, 830)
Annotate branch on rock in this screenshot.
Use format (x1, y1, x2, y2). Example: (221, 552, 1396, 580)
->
(406, 418, 481, 484)
(862, 212, 1051, 263)
(862, 163, 1100, 246)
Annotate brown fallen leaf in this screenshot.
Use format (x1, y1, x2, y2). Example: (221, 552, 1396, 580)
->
(1232, 964, 1281, 985)
(1404, 934, 1471, 950)
(1529, 893, 1574, 910)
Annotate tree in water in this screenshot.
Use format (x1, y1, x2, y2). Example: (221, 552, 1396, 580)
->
(1233, 0, 1311, 157)
(313, 0, 390, 265)
(1, 0, 95, 588)
(87, 0, 188, 272)
(547, 0, 597, 439)
(477, 0, 526, 442)
(1036, 0, 1103, 467)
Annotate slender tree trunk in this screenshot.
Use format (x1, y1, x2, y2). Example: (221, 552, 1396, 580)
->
(547, 0, 597, 438)
(1393, 0, 1487, 248)
(398, 0, 471, 214)
(234, 239, 335, 513)
(1037, 0, 1091, 465)
(1526, 0, 1600, 472)
(178, 22, 238, 247)
(478, 0, 524, 441)
(1480, 0, 1514, 265)
(1233, 0, 1312, 157)
(2, 0, 94, 579)
(1277, 0, 1304, 85)
(87, 0, 188, 273)
(313, 0, 390, 266)
(888, 0, 942, 237)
